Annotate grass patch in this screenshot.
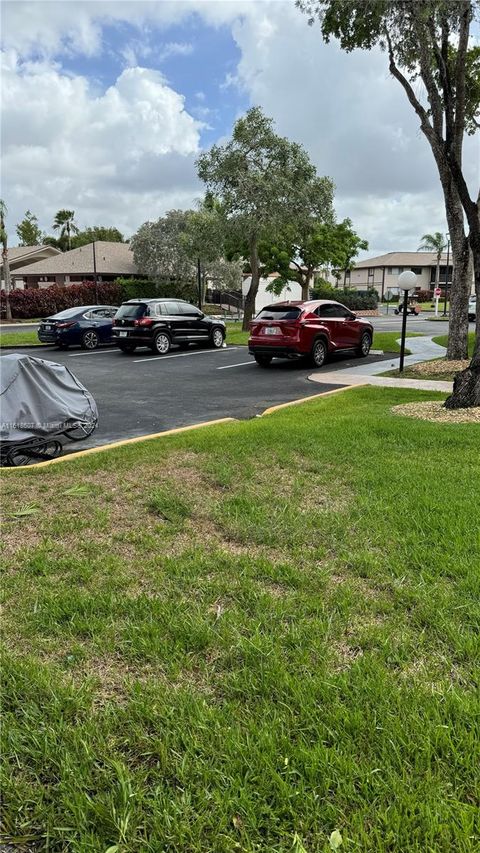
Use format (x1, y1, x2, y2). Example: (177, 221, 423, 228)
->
(432, 332, 475, 356)
(0, 330, 45, 347)
(1, 389, 479, 851)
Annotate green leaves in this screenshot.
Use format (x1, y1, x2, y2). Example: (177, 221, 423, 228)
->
(9, 503, 39, 519)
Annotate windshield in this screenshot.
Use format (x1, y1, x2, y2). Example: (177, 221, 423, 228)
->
(115, 303, 148, 319)
(256, 306, 302, 321)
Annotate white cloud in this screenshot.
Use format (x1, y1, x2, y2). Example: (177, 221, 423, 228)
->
(1, 51, 203, 238)
(2, 0, 478, 257)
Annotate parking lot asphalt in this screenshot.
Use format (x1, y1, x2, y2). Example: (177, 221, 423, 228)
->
(9, 344, 392, 451)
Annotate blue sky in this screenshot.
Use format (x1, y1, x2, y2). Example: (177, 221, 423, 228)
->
(63, 14, 249, 146)
(2, 1, 478, 254)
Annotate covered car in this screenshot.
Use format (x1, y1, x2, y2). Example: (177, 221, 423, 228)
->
(0, 353, 98, 465)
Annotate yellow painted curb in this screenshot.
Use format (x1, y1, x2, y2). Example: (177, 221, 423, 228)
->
(261, 383, 367, 416)
(0, 418, 236, 471)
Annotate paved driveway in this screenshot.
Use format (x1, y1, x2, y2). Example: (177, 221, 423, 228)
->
(8, 344, 391, 451)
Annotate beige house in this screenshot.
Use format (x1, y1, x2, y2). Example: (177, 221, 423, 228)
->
(1, 245, 61, 288)
(12, 241, 138, 289)
(335, 251, 461, 298)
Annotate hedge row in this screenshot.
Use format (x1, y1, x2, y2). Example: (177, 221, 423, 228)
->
(0, 279, 197, 319)
(311, 283, 378, 310)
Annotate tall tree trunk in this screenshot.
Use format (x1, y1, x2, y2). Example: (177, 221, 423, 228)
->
(2, 247, 12, 321)
(445, 236, 480, 409)
(446, 238, 471, 360)
(242, 234, 260, 331)
(301, 270, 311, 301)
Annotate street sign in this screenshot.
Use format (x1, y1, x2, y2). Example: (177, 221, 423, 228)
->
(434, 287, 441, 297)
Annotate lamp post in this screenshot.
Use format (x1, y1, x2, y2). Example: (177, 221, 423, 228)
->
(398, 270, 418, 373)
(442, 234, 450, 317)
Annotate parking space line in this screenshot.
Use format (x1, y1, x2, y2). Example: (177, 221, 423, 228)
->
(132, 347, 239, 364)
(68, 350, 120, 357)
(217, 361, 255, 370)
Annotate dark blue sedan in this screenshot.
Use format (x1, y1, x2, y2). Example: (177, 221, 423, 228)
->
(38, 305, 118, 350)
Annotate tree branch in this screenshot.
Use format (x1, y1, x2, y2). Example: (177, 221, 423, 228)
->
(453, 1, 472, 163)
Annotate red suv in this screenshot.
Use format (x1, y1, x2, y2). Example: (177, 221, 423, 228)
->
(248, 300, 373, 367)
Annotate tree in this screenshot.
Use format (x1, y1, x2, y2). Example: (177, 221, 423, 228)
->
(71, 226, 125, 248)
(131, 210, 196, 295)
(417, 231, 447, 295)
(52, 209, 79, 250)
(0, 200, 13, 321)
(260, 218, 367, 300)
(197, 107, 331, 329)
(16, 210, 44, 246)
(298, 0, 480, 406)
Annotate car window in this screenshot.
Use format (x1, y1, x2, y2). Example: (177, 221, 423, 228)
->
(182, 303, 202, 317)
(256, 306, 301, 320)
(164, 302, 182, 315)
(115, 303, 148, 319)
(315, 304, 338, 318)
(89, 309, 108, 318)
(51, 307, 88, 320)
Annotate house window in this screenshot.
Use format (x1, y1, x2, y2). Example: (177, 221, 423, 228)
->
(345, 270, 350, 279)
(368, 268, 374, 279)
(410, 267, 422, 274)
(389, 267, 404, 275)
(387, 267, 393, 274)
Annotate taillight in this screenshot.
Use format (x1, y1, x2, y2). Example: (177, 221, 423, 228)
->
(134, 318, 154, 327)
(57, 321, 75, 329)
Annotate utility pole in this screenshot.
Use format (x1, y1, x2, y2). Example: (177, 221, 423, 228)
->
(197, 257, 202, 310)
(92, 241, 99, 303)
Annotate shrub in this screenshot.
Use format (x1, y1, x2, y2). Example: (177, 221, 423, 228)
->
(311, 283, 378, 310)
(0, 278, 199, 319)
(0, 281, 122, 319)
(415, 289, 433, 302)
(115, 278, 197, 303)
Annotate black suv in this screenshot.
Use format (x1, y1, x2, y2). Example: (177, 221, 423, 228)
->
(112, 299, 226, 355)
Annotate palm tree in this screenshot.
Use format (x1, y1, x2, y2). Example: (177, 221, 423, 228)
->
(0, 199, 12, 321)
(52, 209, 79, 250)
(417, 231, 447, 290)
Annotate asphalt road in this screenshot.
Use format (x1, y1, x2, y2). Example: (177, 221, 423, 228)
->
(1, 343, 394, 451)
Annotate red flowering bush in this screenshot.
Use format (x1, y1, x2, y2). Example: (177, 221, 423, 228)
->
(0, 281, 123, 319)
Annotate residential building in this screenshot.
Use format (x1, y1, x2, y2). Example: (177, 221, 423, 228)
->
(1, 245, 61, 288)
(333, 251, 468, 298)
(12, 241, 138, 289)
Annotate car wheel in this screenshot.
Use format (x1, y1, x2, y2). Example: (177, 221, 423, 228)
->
(81, 330, 99, 350)
(357, 331, 372, 358)
(468, 314, 475, 322)
(118, 343, 137, 353)
(210, 327, 225, 349)
(254, 354, 272, 367)
(311, 338, 327, 368)
(152, 331, 171, 355)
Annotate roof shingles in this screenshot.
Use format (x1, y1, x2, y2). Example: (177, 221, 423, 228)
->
(12, 242, 138, 277)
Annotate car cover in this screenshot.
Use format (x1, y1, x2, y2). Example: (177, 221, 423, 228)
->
(0, 353, 98, 443)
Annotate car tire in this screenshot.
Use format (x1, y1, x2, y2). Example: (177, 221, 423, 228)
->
(118, 343, 137, 354)
(357, 331, 372, 358)
(81, 330, 99, 350)
(254, 354, 272, 367)
(310, 338, 327, 368)
(152, 331, 171, 355)
(468, 314, 475, 322)
(210, 327, 225, 349)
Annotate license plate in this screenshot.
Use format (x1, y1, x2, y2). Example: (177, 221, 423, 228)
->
(265, 326, 280, 335)
(44, 324, 52, 330)
(118, 331, 127, 337)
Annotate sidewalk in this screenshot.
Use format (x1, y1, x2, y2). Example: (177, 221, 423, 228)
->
(310, 336, 453, 393)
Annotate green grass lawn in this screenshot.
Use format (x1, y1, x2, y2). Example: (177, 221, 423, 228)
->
(433, 332, 476, 357)
(226, 323, 420, 354)
(0, 330, 45, 347)
(1, 388, 479, 852)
